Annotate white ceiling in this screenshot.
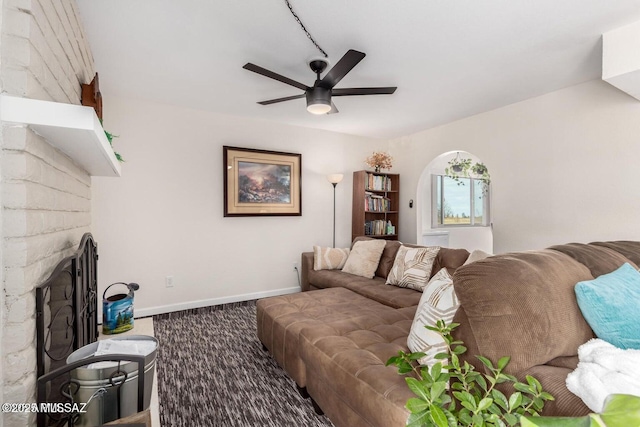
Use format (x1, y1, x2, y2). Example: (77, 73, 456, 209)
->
(77, 0, 640, 139)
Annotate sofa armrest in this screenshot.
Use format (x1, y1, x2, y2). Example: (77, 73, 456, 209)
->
(301, 252, 314, 291)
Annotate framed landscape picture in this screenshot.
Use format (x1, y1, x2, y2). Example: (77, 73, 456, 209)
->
(223, 146, 302, 217)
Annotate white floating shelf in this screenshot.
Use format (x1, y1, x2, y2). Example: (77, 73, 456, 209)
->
(0, 95, 121, 177)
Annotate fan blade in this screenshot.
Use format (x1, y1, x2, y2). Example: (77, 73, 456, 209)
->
(243, 63, 308, 91)
(320, 50, 366, 89)
(328, 102, 339, 114)
(257, 94, 306, 105)
(332, 87, 397, 96)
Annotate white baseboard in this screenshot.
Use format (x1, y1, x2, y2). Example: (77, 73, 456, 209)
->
(134, 286, 301, 318)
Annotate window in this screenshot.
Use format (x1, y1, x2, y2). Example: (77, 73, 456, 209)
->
(432, 175, 490, 227)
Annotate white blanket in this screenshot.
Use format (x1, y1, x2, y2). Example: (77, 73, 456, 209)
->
(566, 338, 640, 412)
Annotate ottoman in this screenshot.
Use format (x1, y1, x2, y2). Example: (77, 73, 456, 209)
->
(256, 287, 415, 390)
(299, 310, 416, 427)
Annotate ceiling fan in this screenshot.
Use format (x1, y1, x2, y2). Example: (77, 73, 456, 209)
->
(243, 49, 397, 115)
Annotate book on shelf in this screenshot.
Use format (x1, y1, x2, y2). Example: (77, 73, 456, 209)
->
(365, 173, 392, 192)
(364, 220, 396, 236)
(364, 193, 391, 212)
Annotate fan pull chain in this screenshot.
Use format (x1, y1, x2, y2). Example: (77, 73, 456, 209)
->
(283, 0, 328, 58)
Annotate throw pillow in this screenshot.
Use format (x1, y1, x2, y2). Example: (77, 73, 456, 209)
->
(575, 263, 640, 349)
(407, 268, 458, 366)
(386, 245, 440, 291)
(313, 246, 350, 270)
(462, 249, 493, 266)
(341, 240, 387, 279)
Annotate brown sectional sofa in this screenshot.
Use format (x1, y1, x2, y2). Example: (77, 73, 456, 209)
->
(256, 238, 640, 427)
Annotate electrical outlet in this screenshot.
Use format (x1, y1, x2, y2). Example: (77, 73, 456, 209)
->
(166, 276, 174, 288)
(293, 262, 299, 271)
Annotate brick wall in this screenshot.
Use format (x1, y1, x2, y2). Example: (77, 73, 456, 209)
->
(1, 1, 95, 425)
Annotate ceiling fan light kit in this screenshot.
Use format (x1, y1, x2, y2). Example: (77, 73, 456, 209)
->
(306, 86, 331, 114)
(244, 49, 397, 115)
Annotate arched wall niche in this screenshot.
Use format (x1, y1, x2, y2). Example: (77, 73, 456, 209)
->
(416, 150, 493, 252)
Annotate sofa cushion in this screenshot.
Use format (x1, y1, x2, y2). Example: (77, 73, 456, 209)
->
(386, 245, 440, 291)
(526, 365, 590, 416)
(347, 281, 422, 309)
(313, 246, 350, 270)
(352, 236, 402, 279)
(376, 240, 402, 279)
(342, 239, 387, 278)
(256, 288, 409, 388)
(591, 241, 640, 268)
(407, 268, 458, 366)
(308, 269, 381, 290)
(575, 263, 640, 349)
(453, 249, 595, 375)
(430, 247, 471, 278)
(307, 270, 422, 309)
(550, 242, 638, 278)
(300, 313, 415, 427)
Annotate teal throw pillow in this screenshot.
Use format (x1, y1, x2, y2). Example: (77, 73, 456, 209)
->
(575, 263, 640, 349)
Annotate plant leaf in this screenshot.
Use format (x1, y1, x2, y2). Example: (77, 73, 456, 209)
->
(409, 352, 427, 361)
(472, 413, 485, 426)
(526, 376, 543, 393)
(406, 397, 430, 413)
(513, 383, 531, 394)
(497, 356, 510, 370)
(503, 413, 519, 426)
(508, 392, 523, 411)
(431, 381, 447, 401)
(599, 394, 640, 427)
(429, 404, 449, 427)
(431, 363, 442, 381)
(406, 410, 432, 427)
(491, 389, 509, 411)
(520, 416, 590, 427)
(476, 375, 488, 392)
(406, 378, 430, 401)
(477, 355, 494, 371)
(478, 397, 493, 412)
(602, 393, 640, 414)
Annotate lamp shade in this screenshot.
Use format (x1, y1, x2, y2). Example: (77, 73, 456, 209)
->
(326, 174, 344, 184)
(306, 87, 331, 115)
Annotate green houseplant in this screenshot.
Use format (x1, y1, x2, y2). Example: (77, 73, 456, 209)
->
(444, 154, 491, 196)
(386, 320, 554, 427)
(99, 119, 124, 162)
(104, 129, 124, 162)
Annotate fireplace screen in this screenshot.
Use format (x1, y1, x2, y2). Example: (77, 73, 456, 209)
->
(34, 233, 147, 427)
(35, 233, 99, 426)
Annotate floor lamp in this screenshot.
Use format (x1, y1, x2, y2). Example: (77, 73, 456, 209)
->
(326, 174, 344, 248)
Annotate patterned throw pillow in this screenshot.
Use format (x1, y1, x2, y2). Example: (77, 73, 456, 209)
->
(341, 240, 387, 279)
(407, 268, 459, 366)
(313, 246, 350, 270)
(386, 245, 440, 291)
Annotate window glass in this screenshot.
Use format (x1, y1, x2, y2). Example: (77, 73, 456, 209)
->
(436, 175, 443, 226)
(432, 174, 490, 228)
(444, 176, 471, 225)
(474, 179, 486, 224)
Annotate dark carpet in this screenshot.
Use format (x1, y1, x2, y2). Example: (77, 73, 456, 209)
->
(153, 301, 334, 427)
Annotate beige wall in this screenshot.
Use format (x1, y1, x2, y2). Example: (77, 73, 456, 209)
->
(91, 95, 379, 316)
(390, 80, 640, 253)
(1, 1, 95, 425)
(93, 79, 640, 316)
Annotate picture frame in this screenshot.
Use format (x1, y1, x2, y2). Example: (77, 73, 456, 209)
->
(223, 146, 302, 217)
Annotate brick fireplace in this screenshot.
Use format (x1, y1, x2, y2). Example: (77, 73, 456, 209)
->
(1, 1, 97, 425)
